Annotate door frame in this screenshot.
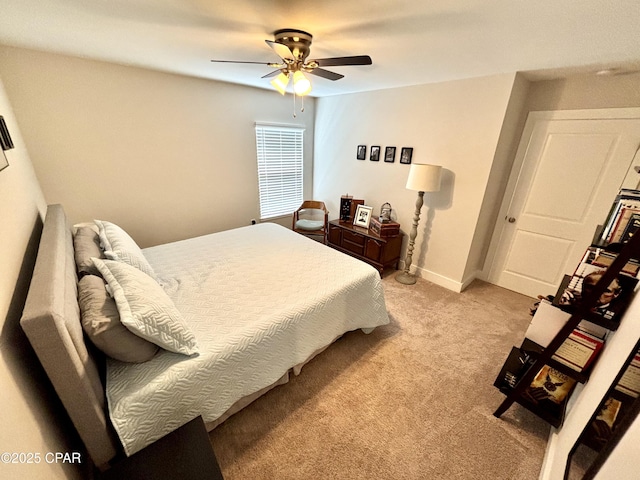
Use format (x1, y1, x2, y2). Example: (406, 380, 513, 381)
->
(482, 107, 640, 288)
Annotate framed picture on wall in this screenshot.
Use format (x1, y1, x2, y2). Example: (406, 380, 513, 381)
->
(353, 205, 373, 228)
(0, 116, 14, 151)
(400, 147, 413, 164)
(384, 146, 396, 163)
(370, 146, 380, 161)
(356, 145, 367, 160)
(0, 116, 12, 172)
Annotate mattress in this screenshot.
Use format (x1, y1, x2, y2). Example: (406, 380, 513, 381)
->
(106, 223, 389, 455)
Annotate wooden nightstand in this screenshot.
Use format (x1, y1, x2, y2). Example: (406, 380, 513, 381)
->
(101, 416, 223, 480)
(327, 219, 403, 274)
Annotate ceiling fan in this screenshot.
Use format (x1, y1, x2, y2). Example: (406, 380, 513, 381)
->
(211, 29, 373, 97)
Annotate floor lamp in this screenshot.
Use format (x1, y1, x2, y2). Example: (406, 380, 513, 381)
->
(396, 164, 442, 285)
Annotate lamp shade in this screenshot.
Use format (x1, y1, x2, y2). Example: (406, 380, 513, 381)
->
(270, 72, 290, 95)
(293, 71, 312, 96)
(406, 164, 442, 192)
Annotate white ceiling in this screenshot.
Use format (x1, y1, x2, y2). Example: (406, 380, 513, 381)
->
(1, 0, 639, 97)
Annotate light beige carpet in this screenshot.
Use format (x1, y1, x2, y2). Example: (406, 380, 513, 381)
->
(209, 276, 555, 479)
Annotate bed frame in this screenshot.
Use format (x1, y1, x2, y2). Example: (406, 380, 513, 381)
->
(20, 204, 321, 470)
(20, 205, 120, 469)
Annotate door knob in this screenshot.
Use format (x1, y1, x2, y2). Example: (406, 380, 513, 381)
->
(507, 217, 516, 223)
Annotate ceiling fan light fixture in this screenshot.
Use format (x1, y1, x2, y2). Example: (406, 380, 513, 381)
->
(293, 71, 312, 96)
(212, 28, 373, 106)
(270, 72, 290, 95)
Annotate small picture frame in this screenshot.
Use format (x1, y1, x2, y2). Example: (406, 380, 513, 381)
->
(0, 116, 14, 151)
(384, 146, 396, 163)
(356, 145, 366, 160)
(353, 205, 373, 229)
(400, 147, 413, 164)
(370, 145, 380, 162)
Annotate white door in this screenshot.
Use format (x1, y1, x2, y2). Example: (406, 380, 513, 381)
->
(487, 109, 640, 298)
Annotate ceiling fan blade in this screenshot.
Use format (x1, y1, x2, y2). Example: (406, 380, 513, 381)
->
(307, 68, 344, 81)
(265, 40, 295, 61)
(261, 70, 283, 79)
(312, 55, 373, 67)
(211, 59, 275, 65)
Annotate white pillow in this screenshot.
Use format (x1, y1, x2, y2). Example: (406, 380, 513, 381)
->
(95, 220, 158, 280)
(78, 274, 159, 363)
(92, 258, 198, 356)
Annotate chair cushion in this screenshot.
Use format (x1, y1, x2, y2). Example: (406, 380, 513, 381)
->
(295, 219, 325, 231)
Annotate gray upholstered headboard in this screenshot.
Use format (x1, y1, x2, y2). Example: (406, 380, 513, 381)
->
(20, 204, 119, 470)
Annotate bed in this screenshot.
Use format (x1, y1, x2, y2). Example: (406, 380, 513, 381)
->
(20, 204, 390, 470)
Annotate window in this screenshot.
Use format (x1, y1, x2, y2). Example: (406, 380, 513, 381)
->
(255, 124, 304, 220)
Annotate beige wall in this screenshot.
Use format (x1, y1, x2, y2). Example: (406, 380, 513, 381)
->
(463, 73, 531, 282)
(0, 46, 315, 248)
(0, 78, 85, 479)
(526, 72, 640, 111)
(314, 73, 517, 290)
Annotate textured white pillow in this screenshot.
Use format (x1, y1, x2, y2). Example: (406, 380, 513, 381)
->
(92, 258, 198, 356)
(94, 219, 158, 280)
(78, 275, 159, 363)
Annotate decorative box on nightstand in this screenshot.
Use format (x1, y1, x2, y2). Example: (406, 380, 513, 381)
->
(369, 218, 400, 237)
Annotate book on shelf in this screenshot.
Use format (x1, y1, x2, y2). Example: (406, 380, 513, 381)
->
(620, 212, 640, 244)
(551, 329, 604, 372)
(524, 365, 576, 407)
(609, 207, 640, 243)
(525, 300, 571, 348)
(614, 351, 640, 398)
(552, 250, 639, 322)
(577, 247, 640, 277)
(585, 396, 623, 449)
(494, 347, 535, 392)
(600, 189, 640, 244)
(525, 299, 608, 349)
(575, 320, 608, 341)
(597, 397, 622, 428)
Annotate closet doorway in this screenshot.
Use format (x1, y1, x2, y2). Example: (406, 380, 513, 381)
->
(487, 108, 640, 298)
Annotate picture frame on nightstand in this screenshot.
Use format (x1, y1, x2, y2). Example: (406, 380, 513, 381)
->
(353, 205, 373, 228)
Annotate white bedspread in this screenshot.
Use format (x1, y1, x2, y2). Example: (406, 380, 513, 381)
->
(106, 223, 389, 455)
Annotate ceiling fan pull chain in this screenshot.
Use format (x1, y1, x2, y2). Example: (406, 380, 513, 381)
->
(301, 95, 305, 113)
(292, 90, 297, 118)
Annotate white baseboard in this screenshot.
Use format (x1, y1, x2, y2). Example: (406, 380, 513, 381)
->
(395, 262, 480, 293)
(538, 428, 559, 480)
(410, 265, 465, 292)
(460, 270, 481, 291)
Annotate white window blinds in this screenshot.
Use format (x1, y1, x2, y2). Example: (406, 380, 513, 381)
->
(255, 124, 304, 220)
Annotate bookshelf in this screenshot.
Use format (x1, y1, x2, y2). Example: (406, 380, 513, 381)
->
(564, 339, 640, 479)
(493, 221, 640, 429)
